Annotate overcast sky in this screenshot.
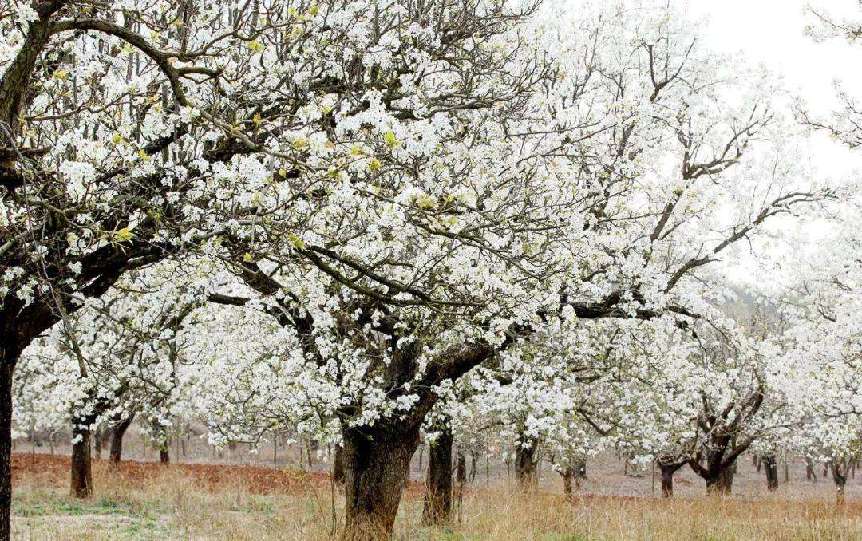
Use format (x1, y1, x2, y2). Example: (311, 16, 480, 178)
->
(690, 0, 860, 103)
(689, 0, 862, 175)
(683, 0, 862, 285)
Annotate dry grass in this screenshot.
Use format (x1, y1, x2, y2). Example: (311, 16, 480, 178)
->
(10, 454, 862, 540)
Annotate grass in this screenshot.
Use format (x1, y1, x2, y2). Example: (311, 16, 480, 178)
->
(9, 455, 862, 540)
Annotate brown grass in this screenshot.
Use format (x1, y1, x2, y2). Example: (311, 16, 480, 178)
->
(10, 454, 862, 540)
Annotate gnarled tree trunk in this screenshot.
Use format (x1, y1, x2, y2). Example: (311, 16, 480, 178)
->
(707, 462, 735, 495)
(109, 415, 134, 464)
(562, 458, 588, 496)
(422, 429, 453, 526)
(659, 461, 685, 498)
(691, 440, 744, 496)
(341, 425, 421, 541)
(515, 439, 538, 489)
(70, 424, 93, 498)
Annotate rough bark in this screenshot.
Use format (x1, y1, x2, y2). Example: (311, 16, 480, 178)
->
(573, 458, 587, 488)
(341, 425, 421, 541)
(70, 424, 94, 498)
(763, 454, 779, 492)
(93, 427, 104, 460)
(454, 447, 466, 518)
(562, 467, 573, 495)
(699, 458, 735, 495)
(515, 440, 538, 489)
(422, 429, 453, 526)
(659, 462, 685, 498)
(691, 440, 745, 496)
(833, 462, 847, 505)
(109, 415, 134, 464)
(333, 445, 345, 485)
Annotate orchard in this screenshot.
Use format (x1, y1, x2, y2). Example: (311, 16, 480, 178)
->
(3, 1, 862, 540)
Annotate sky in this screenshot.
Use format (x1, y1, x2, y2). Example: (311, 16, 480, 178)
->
(686, 0, 862, 288)
(688, 0, 862, 175)
(690, 0, 861, 102)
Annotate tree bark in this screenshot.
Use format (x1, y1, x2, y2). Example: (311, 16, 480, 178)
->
(832, 461, 847, 505)
(659, 462, 685, 498)
(456, 450, 466, 485)
(692, 446, 739, 496)
(341, 425, 420, 541)
(109, 415, 134, 464)
(333, 445, 345, 485)
(159, 443, 170, 465)
(70, 424, 94, 498)
(715, 462, 735, 494)
(515, 439, 538, 489)
(763, 454, 778, 492)
(454, 447, 466, 520)
(93, 427, 104, 460)
(702, 461, 735, 495)
(573, 458, 587, 489)
(422, 429, 453, 526)
(562, 467, 573, 495)
(0, 361, 14, 541)
(805, 457, 817, 482)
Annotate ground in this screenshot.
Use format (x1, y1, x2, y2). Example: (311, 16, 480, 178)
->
(9, 453, 862, 540)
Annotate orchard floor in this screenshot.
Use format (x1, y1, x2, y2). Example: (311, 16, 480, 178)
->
(9, 453, 862, 540)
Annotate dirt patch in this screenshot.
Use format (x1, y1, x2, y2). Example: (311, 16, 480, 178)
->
(12, 453, 330, 495)
(12, 453, 430, 498)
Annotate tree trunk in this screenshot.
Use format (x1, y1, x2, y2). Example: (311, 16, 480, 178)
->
(159, 444, 170, 465)
(70, 424, 93, 498)
(573, 458, 587, 489)
(763, 454, 778, 492)
(422, 429, 453, 526)
(562, 467, 573, 495)
(660, 462, 684, 498)
(109, 415, 134, 464)
(454, 447, 466, 521)
(833, 462, 847, 505)
(705, 467, 734, 495)
(93, 427, 104, 460)
(806, 457, 817, 481)
(0, 361, 14, 541)
(333, 445, 345, 485)
(515, 440, 538, 489)
(456, 450, 466, 485)
(718, 462, 735, 493)
(341, 425, 420, 541)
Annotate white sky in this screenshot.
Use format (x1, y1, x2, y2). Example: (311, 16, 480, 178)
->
(689, 0, 860, 102)
(686, 0, 862, 287)
(688, 0, 862, 175)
